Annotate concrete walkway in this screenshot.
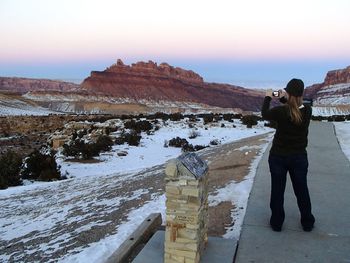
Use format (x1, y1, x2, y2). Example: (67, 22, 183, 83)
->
(235, 121, 350, 263)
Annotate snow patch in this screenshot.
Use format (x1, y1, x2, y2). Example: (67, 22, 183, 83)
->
(334, 121, 350, 162)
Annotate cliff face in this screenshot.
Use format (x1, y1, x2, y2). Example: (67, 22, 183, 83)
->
(0, 77, 79, 94)
(304, 65, 350, 106)
(81, 59, 264, 111)
(324, 66, 350, 86)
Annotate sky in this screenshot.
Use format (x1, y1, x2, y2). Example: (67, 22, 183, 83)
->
(0, 0, 349, 88)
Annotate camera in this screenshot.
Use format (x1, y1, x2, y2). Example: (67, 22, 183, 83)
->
(272, 91, 280, 97)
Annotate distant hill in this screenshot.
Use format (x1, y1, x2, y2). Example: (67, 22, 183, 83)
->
(1, 60, 266, 115)
(2, 62, 350, 116)
(0, 77, 79, 94)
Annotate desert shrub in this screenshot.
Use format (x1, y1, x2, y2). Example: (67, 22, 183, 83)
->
(77, 129, 88, 139)
(187, 115, 197, 122)
(182, 143, 194, 152)
(105, 126, 119, 135)
(214, 114, 223, 122)
(89, 115, 115, 123)
(63, 135, 114, 159)
(152, 112, 170, 121)
(63, 139, 82, 158)
(169, 112, 183, 121)
(115, 131, 142, 146)
(124, 120, 153, 133)
(0, 151, 23, 189)
(96, 135, 114, 151)
(202, 114, 214, 124)
(210, 139, 221, 146)
(168, 137, 189, 148)
(233, 113, 243, 119)
(333, 115, 346, 122)
(325, 115, 347, 122)
(311, 116, 324, 121)
(167, 137, 207, 152)
(189, 130, 200, 139)
(194, 145, 208, 151)
(63, 140, 98, 160)
(182, 144, 208, 152)
(22, 150, 61, 181)
(223, 114, 234, 122)
(241, 115, 259, 128)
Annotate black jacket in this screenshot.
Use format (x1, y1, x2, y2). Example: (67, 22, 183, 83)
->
(262, 96, 312, 155)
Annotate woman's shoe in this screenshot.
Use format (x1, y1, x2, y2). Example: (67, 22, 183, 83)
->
(270, 224, 282, 232)
(302, 225, 313, 232)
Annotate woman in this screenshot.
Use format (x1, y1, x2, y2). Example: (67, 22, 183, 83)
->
(262, 78, 315, 232)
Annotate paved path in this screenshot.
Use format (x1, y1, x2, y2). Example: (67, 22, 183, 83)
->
(235, 121, 350, 263)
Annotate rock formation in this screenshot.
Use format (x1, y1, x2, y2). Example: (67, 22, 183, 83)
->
(303, 65, 350, 116)
(324, 66, 350, 86)
(304, 65, 350, 105)
(81, 59, 264, 111)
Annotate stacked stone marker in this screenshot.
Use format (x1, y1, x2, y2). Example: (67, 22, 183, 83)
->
(164, 152, 209, 263)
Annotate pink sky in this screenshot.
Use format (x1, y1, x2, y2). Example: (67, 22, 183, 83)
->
(0, 0, 349, 84)
(1, 0, 350, 62)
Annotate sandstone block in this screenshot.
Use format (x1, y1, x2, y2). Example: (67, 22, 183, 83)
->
(185, 258, 198, 263)
(177, 229, 197, 240)
(174, 237, 198, 244)
(165, 248, 197, 259)
(185, 224, 200, 230)
(181, 188, 199, 197)
(166, 185, 181, 195)
(165, 241, 198, 252)
(170, 254, 185, 263)
(166, 161, 178, 178)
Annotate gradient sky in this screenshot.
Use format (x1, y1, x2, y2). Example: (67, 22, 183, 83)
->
(0, 0, 349, 88)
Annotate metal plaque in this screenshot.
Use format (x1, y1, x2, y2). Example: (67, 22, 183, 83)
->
(178, 152, 208, 179)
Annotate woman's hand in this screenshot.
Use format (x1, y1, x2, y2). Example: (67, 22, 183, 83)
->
(279, 89, 288, 99)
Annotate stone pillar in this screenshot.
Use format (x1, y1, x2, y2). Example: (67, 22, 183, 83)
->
(164, 152, 209, 263)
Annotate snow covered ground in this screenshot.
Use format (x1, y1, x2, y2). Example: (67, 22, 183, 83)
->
(0, 100, 59, 116)
(1, 118, 349, 263)
(312, 106, 350, 116)
(334, 121, 350, 162)
(57, 119, 270, 178)
(0, 118, 274, 262)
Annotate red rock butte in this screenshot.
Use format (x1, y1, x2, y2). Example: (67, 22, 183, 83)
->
(81, 59, 265, 111)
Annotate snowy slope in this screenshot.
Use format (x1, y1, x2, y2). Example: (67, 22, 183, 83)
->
(58, 119, 270, 178)
(0, 119, 273, 263)
(312, 106, 350, 116)
(0, 96, 60, 116)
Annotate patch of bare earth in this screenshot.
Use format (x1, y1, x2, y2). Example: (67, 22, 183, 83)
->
(202, 133, 272, 236)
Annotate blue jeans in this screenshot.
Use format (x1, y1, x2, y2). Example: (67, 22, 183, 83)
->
(268, 153, 315, 228)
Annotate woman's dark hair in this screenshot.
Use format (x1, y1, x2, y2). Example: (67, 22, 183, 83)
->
(287, 95, 303, 125)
